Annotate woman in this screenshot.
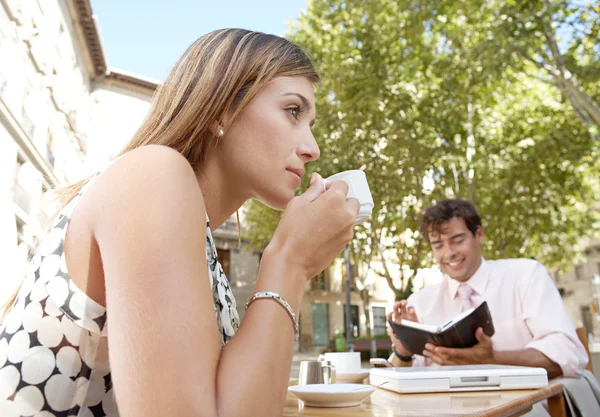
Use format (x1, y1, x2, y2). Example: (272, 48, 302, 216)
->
(0, 29, 359, 417)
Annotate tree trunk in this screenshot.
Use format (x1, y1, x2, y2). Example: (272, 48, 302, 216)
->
(376, 239, 403, 300)
(360, 288, 372, 339)
(536, 8, 600, 129)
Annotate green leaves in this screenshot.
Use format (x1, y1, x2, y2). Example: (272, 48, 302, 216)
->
(244, 0, 599, 296)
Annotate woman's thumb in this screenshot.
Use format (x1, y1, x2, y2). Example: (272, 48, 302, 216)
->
(296, 173, 325, 204)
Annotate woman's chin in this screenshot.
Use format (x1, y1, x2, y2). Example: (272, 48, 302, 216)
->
(259, 190, 295, 211)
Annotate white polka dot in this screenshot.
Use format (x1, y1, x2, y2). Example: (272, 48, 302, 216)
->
(0, 365, 20, 399)
(74, 377, 89, 406)
(78, 407, 94, 417)
(60, 253, 68, 273)
(39, 255, 61, 282)
(56, 346, 81, 377)
(45, 374, 77, 411)
(4, 298, 25, 335)
(0, 339, 7, 368)
(81, 372, 105, 407)
(23, 302, 43, 333)
(39, 228, 63, 257)
(79, 334, 99, 369)
(21, 346, 55, 385)
(46, 276, 68, 307)
(68, 279, 79, 292)
(7, 331, 30, 364)
(34, 411, 56, 417)
(93, 359, 110, 378)
(37, 316, 63, 348)
(102, 389, 118, 415)
(60, 316, 83, 347)
(30, 279, 49, 303)
(92, 339, 110, 376)
(14, 386, 44, 415)
(20, 273, 36, 298)
(29, 255, 41, 274)
(44, 298, 63, 317)
(74, 318, 100, 334)
(0, 399, 20, 417)
(69, 292, 105, 320)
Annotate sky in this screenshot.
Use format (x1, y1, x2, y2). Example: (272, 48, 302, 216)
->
(89, 0, 309, 81)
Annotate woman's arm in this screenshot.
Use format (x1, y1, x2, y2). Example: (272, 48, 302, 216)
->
(90, 146, 357, 417)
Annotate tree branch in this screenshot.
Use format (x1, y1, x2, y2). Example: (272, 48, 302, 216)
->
(375, 230, 402, 300)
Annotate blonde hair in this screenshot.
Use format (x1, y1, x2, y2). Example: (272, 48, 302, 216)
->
(62, 29, 319, 208)
(1, 29, 319, 319)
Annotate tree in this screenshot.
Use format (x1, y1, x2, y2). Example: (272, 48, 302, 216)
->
(245, 0, 599, 304)
(423, 0, 600, 132)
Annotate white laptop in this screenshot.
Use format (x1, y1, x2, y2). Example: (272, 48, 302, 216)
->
(369, 364, 548, 394)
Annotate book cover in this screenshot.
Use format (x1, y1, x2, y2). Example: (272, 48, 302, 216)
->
(389, 301, 495, 355)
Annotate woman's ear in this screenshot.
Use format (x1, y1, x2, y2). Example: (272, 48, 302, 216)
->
(209, 121, 225, 137)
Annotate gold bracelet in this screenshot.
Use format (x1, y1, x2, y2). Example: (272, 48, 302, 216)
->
(246, 291, 299, 342)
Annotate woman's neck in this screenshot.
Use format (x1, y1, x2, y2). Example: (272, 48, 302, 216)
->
(195, 158, 248, 232)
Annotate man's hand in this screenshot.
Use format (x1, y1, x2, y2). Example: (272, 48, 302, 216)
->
(387, 300, 418, 357)
(423, 328, 495, 365)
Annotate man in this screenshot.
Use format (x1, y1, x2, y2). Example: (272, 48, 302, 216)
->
(387, 199, 588, 378)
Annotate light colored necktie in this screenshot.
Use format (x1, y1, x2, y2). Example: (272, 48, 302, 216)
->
(457, 284, 475, 312)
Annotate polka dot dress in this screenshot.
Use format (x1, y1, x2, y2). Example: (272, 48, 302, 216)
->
(0, 178, 240, 416)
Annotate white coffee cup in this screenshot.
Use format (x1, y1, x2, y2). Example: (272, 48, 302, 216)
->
(318, 352, 362, 374)
(322, 170, 374, 224)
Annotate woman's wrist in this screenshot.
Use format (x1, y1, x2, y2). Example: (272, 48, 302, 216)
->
(255, 246, 306, 312)
(263, 241, 310, 280)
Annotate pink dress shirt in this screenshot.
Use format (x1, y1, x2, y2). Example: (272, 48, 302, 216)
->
(406, 258, 588, 377)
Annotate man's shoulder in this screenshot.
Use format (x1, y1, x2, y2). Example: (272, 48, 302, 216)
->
(487, 258, 549, 282)
(487, 258, 544, 273)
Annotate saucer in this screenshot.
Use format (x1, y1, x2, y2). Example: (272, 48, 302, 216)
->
(336, 369, 370, 383)
(288, 383, 375, 407)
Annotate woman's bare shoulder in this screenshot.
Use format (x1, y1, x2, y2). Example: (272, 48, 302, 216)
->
(83, 145, 205, 227)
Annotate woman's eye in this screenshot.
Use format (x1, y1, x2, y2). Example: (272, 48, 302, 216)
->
(286, 105, 305, 120)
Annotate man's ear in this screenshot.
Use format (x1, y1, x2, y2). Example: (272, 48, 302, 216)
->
(475, 226, 485, 243)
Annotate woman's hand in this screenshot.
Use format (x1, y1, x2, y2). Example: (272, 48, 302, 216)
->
(266, 173, 360, 281)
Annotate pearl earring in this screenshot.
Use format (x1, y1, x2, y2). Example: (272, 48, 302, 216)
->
(218, 129, 224, 137)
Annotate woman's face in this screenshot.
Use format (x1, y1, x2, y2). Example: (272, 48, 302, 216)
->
(218, 76, 320, 209)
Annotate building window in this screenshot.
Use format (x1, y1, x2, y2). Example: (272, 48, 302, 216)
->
(311, 303, 330, 346)
(343, 305, 360, 338)
(372, 307, 387, 336)
(311, 269, 329, 291)
(581, 306, 594, 337)
(575, 266, 582, 280)
(217, 249, 230, 278)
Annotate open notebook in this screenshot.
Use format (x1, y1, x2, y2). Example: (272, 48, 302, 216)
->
(389, 302, 495, 355)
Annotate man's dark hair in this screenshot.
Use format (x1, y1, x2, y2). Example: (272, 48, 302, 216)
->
(420, 199, 482, 241)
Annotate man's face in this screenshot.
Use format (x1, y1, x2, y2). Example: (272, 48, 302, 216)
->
(428, 217, 484, 282)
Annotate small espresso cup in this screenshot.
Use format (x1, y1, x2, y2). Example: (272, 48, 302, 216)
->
(298, 360, 336, 385)
(318, 352, 361, 374)
(322, 170, 374, 224)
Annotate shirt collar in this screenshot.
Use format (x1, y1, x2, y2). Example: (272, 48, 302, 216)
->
(447, 257, 489, 299)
